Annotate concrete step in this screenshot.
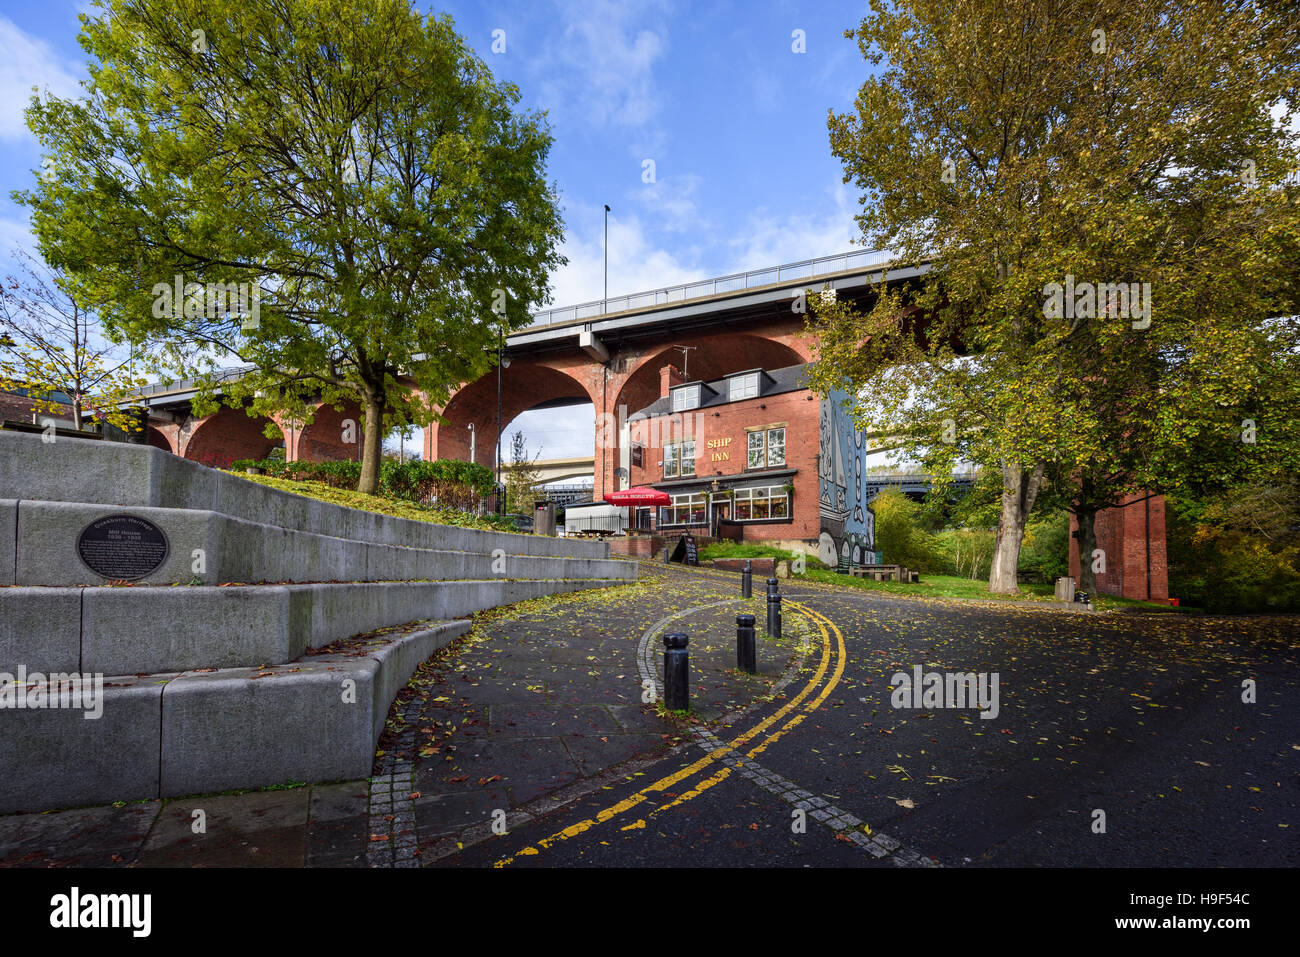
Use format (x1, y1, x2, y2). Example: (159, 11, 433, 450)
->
(0, 576, 633, 676)
(0, 430, 608, 561)
(2, 498, 629, 587)
(0, 618, 473, 815)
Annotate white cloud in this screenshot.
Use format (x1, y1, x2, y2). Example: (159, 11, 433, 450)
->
(533, 0, 670, 128)
(0, 17, 85, 142)
(724, 182, 862, 271)
(628, 171, 704, 233)
(543, 199, 706, 309)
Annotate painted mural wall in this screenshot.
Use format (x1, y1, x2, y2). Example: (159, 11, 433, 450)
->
(818, 389, 876, 568)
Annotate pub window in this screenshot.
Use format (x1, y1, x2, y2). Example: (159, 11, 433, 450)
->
(661, 492, 707, 526)
(663, 439, 695, 478)
(732, 485, 790, 521)
(664, 442, 679, 478)
(747, 426, 785, 469)
(631, 444, 643, 468)
(766, 428, 785, 467)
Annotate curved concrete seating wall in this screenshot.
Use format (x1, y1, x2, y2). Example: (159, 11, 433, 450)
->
(3, 499, 630, 586)
(0, 431, 607, 560)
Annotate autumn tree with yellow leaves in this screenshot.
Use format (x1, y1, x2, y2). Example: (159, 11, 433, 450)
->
(810, 0, 1300, 595)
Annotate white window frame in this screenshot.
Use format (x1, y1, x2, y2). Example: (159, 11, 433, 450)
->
(661, 492, 707, 526)
(663, 439, 696, 479)
(729, 372, 759, 401)
(671, 384, 700, 412)
(746, 426, 786, 469)
(663, 442, 680, 478)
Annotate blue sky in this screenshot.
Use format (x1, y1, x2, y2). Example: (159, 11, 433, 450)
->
(0, 0, 877, 462)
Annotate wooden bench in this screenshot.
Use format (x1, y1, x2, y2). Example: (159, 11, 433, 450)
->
(849, 564, 919, 583)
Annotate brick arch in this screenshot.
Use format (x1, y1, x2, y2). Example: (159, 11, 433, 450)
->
(603, 332, 810, 494)
(146, 426, 175, 453)
(283, 400, 364, 462)
(614, 333, 810, 422)
(184, 406, 284, 468)
(427, 362, 598, 470)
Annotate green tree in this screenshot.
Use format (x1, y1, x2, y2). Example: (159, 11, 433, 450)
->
(810, 0, 1300, 593)
(871, 488, 940, 572)
(0, 249, 147, 432)
(503, 429, 541, 515)
(16, 0, 564, 493)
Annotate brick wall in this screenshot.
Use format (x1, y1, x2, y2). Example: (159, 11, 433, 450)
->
(283, 401, 363, 462)
(1068, 493, 1169, 601)
(0, 391, 72, 423)
(426, 317, 817, 501)
(627, 386, 820, 544)
(609, 535, 660, 558)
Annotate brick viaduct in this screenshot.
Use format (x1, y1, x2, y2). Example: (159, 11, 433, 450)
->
(108, 250, 1165, 599)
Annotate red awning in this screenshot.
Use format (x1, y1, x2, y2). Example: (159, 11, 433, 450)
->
(602, 486, 671, 506)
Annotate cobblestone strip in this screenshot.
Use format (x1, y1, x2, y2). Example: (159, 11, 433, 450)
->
(691, 725, 939, 867)
(367, 696, 423, 867)
(637, 598, 746, 700)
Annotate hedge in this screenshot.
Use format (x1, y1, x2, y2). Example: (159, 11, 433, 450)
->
(231, 457, 495, 509)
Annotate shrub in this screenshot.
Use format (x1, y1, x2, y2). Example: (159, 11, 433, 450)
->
(1019, 511, 1070, 584)
(872, 488, 941, 572)
(1168, 521, 1300, 613)
(381, 459, 494, 509)
(229, 456, 494, 508)
(934, 527, 995, 580)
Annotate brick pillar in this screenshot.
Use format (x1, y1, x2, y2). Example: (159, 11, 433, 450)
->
(594, 369, 615, 501)
(1068, 492, 1169, 601)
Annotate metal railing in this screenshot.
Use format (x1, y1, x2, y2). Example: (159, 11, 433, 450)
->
(527, 247, 901, 328)
(563, 515, 627, 536)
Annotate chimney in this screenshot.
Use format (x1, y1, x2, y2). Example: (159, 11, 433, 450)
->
(660, 364, 685, 398)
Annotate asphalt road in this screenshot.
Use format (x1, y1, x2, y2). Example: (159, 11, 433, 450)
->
(440, 570, 1299, 868)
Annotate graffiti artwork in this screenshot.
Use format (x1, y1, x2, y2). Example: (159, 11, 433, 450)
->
(818, 389, 876, 568)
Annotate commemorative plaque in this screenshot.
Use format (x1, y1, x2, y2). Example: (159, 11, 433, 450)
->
(76, 514, 170, 581)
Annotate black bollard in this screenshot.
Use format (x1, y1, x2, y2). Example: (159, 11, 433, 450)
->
(736, 614, 757, 673)
(662, 632, 690, 710)
(741, 560, 752, 598)
(766, 578, 782, 639)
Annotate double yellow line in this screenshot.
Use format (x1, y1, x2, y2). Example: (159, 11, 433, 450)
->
(493, 600, 846, 866)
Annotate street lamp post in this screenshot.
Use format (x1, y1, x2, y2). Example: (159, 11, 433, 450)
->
(467, 423, 475, 464)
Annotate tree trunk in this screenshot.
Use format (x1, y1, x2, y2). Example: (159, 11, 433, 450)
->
(1074, 504, 1099, 596)
(358, 391, 384, 495)
(988, 461, 1045, 594)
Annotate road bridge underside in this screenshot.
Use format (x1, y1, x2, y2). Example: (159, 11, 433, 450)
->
(426, 323, 815, 498)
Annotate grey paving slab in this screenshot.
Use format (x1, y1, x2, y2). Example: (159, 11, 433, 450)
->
(413, 788, 510, 841)
(135, 789, 312, 867)
(0, 802, 160, 867)
(306, 782, 371, 868)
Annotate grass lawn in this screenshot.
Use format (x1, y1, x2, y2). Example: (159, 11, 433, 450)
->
(699, 542, 1182, 612)
(698, 542, 828, 566)
(224, 470, 517, 532)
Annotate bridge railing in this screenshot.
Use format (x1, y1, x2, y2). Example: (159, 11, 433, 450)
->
(528, 247, 900, 328)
